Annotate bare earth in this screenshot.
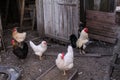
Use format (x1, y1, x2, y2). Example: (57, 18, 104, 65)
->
(0, 29, 116, 80)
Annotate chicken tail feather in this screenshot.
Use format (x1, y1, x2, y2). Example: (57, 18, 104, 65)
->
(67, 45, 73, 53)
(29, 41, 36, 49)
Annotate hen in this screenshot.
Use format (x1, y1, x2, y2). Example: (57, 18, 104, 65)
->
(29, 40, 47, 60)
(11, 39, 28, 59)
(56, 45, 74, 75)
(12, 27, 26, 43)
(76, 27, 89, 54)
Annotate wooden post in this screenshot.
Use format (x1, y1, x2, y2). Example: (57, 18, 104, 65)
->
(36, 0, 45, 37)
(20, 0, 25, 28)
(0, 16, 2, 31)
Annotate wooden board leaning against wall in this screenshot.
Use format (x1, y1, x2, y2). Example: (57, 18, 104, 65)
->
(85, 0, 117, 44)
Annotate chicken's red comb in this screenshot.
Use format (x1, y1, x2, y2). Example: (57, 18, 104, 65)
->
(84, 27, 88, 33)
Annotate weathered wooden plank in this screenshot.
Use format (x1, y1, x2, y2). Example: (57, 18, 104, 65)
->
(88, 28, 117, 38)
(43, 0, 53, 35)
(86, 10, 116, 24)
(86, 21, 117, 32)
(63, 3, 68, 38)
(57, 2, 76, 6)
(55, 0, 59, 37)
(109, 53, 119, 77)
(36, 65, 56, 80)
(36, 65, 78, 80)
(59, 2, 64, 38)
(43, 0, 79, 41)
(89, 33, 117, 43)
(36, 0, 45, 37)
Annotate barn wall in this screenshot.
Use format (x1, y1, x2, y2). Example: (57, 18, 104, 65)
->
(86, 10, 117, 43)
(36, 0, 80, 42)
(36, 0, 45, 37)
(85, 0, 118, 43)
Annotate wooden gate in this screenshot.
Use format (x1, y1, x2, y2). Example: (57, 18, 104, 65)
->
(43, 0, 79, 42)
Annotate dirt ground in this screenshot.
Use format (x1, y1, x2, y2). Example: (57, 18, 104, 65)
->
(0, 29, 118, 80)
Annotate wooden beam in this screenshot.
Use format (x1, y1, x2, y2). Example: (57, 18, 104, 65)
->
(86, 21, 117, 33)
(36, 65, 78, 80)
(57, 2, 76, 6)
(88, 28, 117, 38)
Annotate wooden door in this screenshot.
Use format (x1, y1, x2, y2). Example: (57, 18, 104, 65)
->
(43, 0, 79, 42)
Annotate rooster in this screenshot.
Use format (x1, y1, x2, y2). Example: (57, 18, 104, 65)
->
(29, 40, 47, 60)
(12, 27, 26, 43)
(11, 39, 28, 59)
(76, 27, 89, 54)
(56, 45, 74, 75)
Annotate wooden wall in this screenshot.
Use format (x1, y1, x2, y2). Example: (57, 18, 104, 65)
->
(86, 10, 117, 43)
(36, 0, 45, 37)
(36, 0, 80, 42)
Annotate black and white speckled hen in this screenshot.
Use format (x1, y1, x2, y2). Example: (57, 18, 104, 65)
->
(11, 39, 28, 59)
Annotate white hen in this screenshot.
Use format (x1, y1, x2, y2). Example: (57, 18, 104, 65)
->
(56, 45, 74, 75)
(29, 41, 47, 60)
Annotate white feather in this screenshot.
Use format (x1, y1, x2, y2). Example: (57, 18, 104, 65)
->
(56, 45, 74, 71)
(29, 41, 47, 57)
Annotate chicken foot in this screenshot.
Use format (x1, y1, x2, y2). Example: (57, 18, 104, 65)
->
(79, 49, 85, 55)
(79, 45, 86, 55)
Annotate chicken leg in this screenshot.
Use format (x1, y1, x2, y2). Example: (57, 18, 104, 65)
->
(79, 45, 86, 55)
(39, 56, 43, 60)
(63, 70, 66, 75)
